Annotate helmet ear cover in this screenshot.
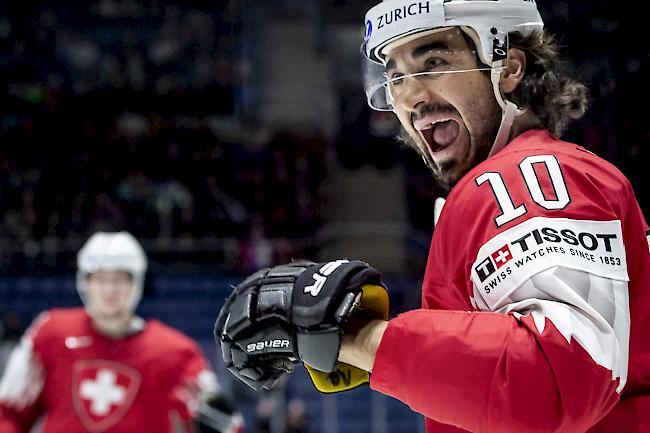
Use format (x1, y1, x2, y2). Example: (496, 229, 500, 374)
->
(458, 27, 492, 70)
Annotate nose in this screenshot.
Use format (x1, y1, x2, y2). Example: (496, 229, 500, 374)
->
(98, 281, 120, 295)
(395, 75, 433, 113)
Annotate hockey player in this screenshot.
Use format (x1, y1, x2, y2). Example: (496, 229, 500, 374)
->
(0, 231, 243, 433)
(214, 0, 650, 432)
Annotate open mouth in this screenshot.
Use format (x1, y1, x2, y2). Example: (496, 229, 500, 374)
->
(415, 118, 461, 154)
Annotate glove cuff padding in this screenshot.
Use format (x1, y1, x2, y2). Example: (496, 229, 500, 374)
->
(297, 282, 389, 375)
(355, 283, 390, 321)
(304, 362, 371, 393)
(302, 285, 388, 393)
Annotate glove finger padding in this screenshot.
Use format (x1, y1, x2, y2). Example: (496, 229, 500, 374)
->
(301, 284, 389, 393)
(215, 264, 305, 390)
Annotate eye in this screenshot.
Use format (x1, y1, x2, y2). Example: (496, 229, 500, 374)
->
(389, 73, 405, 86)
(423, 57, 444, 71)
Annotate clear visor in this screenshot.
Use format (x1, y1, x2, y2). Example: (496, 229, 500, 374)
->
(362, 46, 495, 111)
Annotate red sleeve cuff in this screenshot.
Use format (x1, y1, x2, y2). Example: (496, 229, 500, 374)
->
(369, 315, 403, 396)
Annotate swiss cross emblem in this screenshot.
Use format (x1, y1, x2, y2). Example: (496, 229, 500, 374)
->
(72, 360, 141, 432)
(490, 244, 512, 269)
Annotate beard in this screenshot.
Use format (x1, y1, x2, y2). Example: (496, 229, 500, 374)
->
(397, 103, 501, 190)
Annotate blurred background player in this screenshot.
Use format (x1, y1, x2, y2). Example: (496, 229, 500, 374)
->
(215, 0, 650, 432)
(0, 231, 243, 433)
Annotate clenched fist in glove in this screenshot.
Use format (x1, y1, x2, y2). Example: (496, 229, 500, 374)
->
(214, 260, 389, 393)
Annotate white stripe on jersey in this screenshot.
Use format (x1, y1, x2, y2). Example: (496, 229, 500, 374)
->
(474, 266, 630, 393)
(470, 217, 631, 393)
(433, 197, 446, 228)
(0, 335, 46, 409)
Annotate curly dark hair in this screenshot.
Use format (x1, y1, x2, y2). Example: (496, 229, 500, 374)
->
(507, 30, 588, 137)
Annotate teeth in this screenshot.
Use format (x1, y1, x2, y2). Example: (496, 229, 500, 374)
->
(417, 119, 449, 131)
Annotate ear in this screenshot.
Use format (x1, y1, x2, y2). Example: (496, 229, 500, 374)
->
(500, 47, 526, 94)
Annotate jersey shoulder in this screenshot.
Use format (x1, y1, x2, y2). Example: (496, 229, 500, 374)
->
(139, 320, 210, 380)
(22, 308, 90, 361)
(28, 308, 89, 342)
(487, 130, 627, 182)
(142, 320, 202, 355)
(446, 129, 632, 229)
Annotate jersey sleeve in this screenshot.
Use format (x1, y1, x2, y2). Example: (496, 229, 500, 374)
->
(164, 334, 219, 432)
(370, 144, 645, 432)
(0, 313, 50, 433)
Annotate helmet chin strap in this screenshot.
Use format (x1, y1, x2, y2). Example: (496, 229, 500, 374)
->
(488, 60, 524, 157)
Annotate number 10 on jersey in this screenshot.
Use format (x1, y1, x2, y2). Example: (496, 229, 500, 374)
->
(476, 155, 571, 227)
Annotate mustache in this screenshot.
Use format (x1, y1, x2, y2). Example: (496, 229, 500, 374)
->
(411, 102, 460, 123)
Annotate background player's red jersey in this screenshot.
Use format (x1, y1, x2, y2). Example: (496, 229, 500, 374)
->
(0, 308, 217, 433)
(369, 130, 650, 432)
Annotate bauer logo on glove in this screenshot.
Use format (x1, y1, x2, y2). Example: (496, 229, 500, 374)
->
(214, 259, 389, 393)
(246, 339, 291, 353)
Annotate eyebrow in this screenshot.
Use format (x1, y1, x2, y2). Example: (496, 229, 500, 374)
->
(385, 41, 451, 73)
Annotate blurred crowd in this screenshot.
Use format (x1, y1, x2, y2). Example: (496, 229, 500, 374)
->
(0, 1, 326, 272)
(0, 114, 326, 242)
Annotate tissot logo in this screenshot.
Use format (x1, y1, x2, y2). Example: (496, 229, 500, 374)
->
(475, 256, 497, 283)
(491, 244, 512, 268)
(471, 218, 627, 310)
(510, 227, 617, 253)
(474, 227, 620, 284)
(475, 244, 511, 282)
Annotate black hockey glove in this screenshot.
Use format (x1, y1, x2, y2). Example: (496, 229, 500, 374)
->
(214, 260, 389, 393)
(194, 392, 244, 433)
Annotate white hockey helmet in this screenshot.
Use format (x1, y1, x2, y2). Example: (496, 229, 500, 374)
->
(363, 0, 544, 65)
(76, 231, 148, 311)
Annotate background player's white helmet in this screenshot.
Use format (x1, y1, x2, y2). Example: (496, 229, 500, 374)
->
(76, 231, 148, 311)
(362, 0, 543, 156)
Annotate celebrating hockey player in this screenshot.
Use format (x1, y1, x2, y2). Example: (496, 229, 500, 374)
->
(0, 231, 243, 433)
(214, 0, 650, 432)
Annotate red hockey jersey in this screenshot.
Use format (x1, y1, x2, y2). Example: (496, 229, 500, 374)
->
(370, 130, 650, 432)
(0, 308, 217, 433)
